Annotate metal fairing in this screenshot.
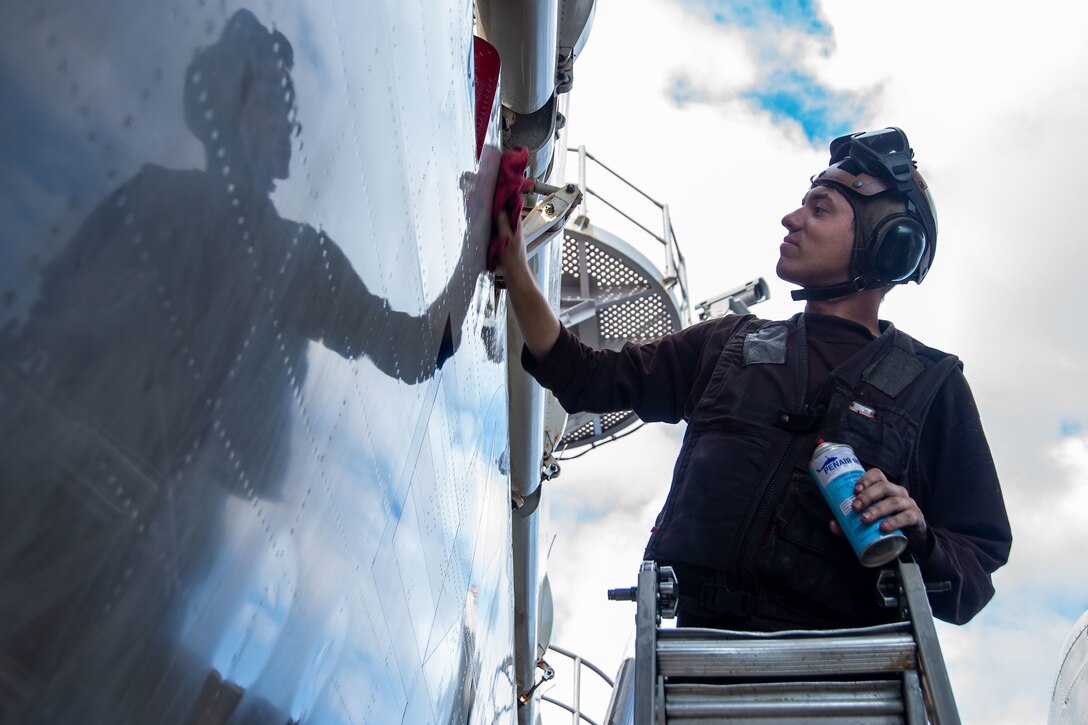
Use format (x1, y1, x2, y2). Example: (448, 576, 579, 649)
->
(1050, 610, 1088, 724)
(0, 2, 517, 722)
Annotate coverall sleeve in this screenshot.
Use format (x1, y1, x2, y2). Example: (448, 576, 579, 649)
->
(521, 316, 738, 424)
(911, 369, 1012, 624)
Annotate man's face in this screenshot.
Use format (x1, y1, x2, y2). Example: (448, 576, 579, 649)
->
(776, 185, 856, 288)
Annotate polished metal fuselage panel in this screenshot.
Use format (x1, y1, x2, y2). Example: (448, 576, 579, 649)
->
(1049, 610, 1088, 725)
(0, 2, 516, 722)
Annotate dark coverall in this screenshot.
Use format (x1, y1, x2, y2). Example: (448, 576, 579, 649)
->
(525, 311, 1012, 630)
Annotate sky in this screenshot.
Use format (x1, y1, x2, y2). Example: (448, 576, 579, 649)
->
(538, 1, 1088, 722)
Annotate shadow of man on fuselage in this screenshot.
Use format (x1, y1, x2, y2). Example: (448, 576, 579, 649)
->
(0, 9, 486, 720)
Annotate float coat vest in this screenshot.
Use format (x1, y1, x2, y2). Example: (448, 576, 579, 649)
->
(643, 313, 961, 629)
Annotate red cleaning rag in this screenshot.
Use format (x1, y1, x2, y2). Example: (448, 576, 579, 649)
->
(488, 146, 535, 272)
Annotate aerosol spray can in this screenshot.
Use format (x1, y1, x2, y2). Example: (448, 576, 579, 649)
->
(809, 440, 907, 567)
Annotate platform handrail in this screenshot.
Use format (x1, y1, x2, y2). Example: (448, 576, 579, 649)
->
(540, 643, 617, 725)
(568, 146, 690, 326)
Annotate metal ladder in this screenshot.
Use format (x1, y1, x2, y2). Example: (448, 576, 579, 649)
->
(605, 560, 960, 724)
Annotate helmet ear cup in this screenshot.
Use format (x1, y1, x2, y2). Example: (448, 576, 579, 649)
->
(869, 216, 927, 283)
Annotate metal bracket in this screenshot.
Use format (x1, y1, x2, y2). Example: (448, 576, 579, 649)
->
(877, 566, 955, 614)
(511, 484, 543, 518)
(522, 182, 582, 257)
(510, 450, 561, 518)
(541, 454, 561, 481)
(607, 563, 678, 622)
(517, 657, 556, 706)
(494, 182, 581, 290)
(556, 46, 574, 94)
(876, 567, 901, 611)
(656, 565, 679, 620)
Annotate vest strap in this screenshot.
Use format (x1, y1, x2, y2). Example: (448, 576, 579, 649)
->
(697, 580, 755, 616)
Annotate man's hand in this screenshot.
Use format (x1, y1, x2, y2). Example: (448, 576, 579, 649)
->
(829, 468, 931, 553)
(495, 209, 529, 284)
(493, 208, 561, 361)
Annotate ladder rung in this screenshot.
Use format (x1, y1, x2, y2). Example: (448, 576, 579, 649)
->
(657, 634, 917, 677)
(665, 680, 904, 719)
(661, 709, 900, 722)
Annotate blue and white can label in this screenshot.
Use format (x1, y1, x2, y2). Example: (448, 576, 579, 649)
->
(809, 441, 907, 568)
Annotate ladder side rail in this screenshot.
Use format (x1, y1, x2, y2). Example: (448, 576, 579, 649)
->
(633, 562, 660, 725)
(898, 560, 961, 725)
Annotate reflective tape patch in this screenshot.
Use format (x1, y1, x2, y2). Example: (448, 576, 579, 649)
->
(849, 401, 877, 419)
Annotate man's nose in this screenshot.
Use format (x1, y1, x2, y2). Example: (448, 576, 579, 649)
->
(782, 208, 801, 231)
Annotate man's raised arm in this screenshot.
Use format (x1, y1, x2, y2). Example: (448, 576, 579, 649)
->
(495, 209, 561, 362)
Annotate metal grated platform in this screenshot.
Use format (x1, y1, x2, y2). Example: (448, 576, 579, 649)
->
(558, 222, 685, 450)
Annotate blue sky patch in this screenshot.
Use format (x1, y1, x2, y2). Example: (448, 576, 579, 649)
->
(669, 0, 862, 145)
(1060, 419, 1084, 437)
(683, 0, 831, 36)
(742, 69, 857, 142)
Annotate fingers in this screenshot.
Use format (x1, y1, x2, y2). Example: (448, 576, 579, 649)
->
(833, 469, 906, 534)
(853, 467, 893, 494)
(851, 468, 928, 545)
(868, 504, 926, 534)
(494, 209, 527, 276)
(852, 469, 906, 514)
(496, 208, 524, 247)
(829, 468, 929, 553)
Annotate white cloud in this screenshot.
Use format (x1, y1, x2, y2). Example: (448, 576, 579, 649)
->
(542, 425, 679, 718)
(936, 433, 1088, 722)
(544, 1, 1088, 722)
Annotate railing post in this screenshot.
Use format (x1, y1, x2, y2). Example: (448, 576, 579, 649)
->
(578, 144, 588, 217)
(661, 203, 674, 280)
(572, 654, 582, 725)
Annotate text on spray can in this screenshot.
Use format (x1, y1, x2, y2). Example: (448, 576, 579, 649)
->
(808, 440, 907, 568)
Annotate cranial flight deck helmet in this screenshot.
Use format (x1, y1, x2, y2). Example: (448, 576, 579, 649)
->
(791, 127, 938, 301)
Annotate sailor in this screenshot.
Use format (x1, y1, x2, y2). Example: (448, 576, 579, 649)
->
(495, 128, 1012, 630)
